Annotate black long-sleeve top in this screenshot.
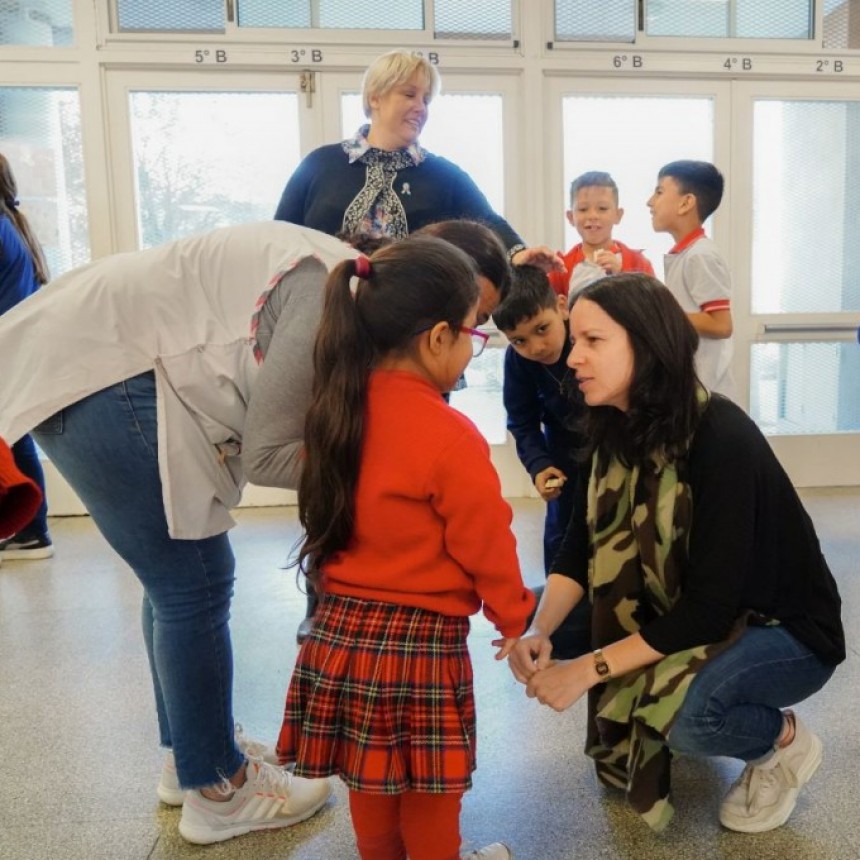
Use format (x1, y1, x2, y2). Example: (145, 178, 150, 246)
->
(552, 395, 845, 665)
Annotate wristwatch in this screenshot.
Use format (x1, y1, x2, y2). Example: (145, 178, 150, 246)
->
(593, 648, 612, 679)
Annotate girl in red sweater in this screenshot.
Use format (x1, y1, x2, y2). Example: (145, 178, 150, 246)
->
(278, 236, 535, 860)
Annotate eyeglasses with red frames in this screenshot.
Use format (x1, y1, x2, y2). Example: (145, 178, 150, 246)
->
(459, 325, 490, 357)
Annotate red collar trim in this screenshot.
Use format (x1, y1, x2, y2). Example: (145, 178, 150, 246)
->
(669, 227, 705, 255)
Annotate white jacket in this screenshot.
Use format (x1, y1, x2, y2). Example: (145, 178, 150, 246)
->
(0, 221, 354, 538)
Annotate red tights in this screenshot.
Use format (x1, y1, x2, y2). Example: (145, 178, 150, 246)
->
(348, 789, 463, 860)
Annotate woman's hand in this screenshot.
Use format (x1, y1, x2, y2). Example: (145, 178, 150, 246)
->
(511, 246, 566, 273)
(526, 654, 595, 712)
(506, 628, 554, 683)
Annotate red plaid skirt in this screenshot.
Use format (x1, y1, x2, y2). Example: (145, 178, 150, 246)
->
(277, 593, 476, 793)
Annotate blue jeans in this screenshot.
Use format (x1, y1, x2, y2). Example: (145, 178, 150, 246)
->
(669, 625, 836, 762)
(33, 372, 244, 789)
(10, 433, 48, 538)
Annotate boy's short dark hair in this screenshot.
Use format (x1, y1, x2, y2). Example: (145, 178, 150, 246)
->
(569, 171, 619, 206)
(492, 265, 557, 332)
(658, 160, 724, 222)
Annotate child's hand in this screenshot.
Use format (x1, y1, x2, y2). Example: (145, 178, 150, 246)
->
(593, 248, 621, 274)
(492, 637, 520, 661)
(535, 467, 566, 501)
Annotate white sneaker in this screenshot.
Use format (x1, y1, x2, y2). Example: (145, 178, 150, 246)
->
(460, 843, 513, 859)
(719, 712, 822, 833)
(157, 723, 279, 806)
(178, 758, 333, 844)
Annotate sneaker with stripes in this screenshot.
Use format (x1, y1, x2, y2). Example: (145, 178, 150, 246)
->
(178, 757, 332, 844)
(157, 723, 280, 806)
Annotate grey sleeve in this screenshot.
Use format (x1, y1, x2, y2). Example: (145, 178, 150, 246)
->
(241, 256, 327, 489)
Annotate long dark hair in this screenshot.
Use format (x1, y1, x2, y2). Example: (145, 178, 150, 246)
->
(297, 235, 479, 582)
(573, 273, 702, 467)
(0, 153, 50, 284)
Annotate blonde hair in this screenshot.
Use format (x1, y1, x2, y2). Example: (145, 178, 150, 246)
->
(361, 50, 441, 118)
(0, 153, 50, 285)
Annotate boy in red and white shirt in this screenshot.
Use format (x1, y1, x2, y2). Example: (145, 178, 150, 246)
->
(649, 160, 735, 399)
(548, 171, 653, 303)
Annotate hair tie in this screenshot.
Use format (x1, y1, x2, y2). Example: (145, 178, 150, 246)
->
(354, 255, 372, 279)
(5, 198, 19, 210)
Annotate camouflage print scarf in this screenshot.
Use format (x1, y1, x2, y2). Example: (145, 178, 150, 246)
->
(584, 437, 747, 831)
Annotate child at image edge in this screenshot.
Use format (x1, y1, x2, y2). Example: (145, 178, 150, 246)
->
(648, 160, 735, 399)
(277, 236, 535, 860)
(493, 265, 590, 659)
(548, 170, 654, 303)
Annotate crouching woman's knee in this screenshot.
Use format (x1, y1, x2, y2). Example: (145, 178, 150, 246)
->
(667, 705, 724, 757)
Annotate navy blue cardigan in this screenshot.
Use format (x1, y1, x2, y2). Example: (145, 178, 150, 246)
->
(274, 142, 523, 250)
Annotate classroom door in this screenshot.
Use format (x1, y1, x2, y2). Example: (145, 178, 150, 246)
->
(321, 70, 532, 495)
(731, 81, 860, 486)
(543, 77, 732, 278)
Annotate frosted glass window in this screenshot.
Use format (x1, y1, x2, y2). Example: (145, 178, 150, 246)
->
(555, 0, 636, 42)
(647, 0, 813, 39)
(128, 91, 301, 247)
(451, 347, 507, 445)
(823, 0, 860, 49)
(434, 0, 511, 39)
(0, 87, 89, 276)
(0, 0, 73, 45)
(117, 0, 223, 32)
(342, 89, 508, 441)
(238, 0, 422, 29)
(750, 342, 860, 435)
(561, 95, 715, 281)
(117, 0, 510, 35)
(752, 100, 860, 314)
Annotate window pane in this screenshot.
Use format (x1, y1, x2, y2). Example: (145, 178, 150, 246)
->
(451, 347, 507, 445)
(823, 0, 860, 50)
(555, 0, 636, 42)
(0, 87, 89, 276)
(128, 91, 300, 246)
(342, 89, 508, 440)
(752, 100, 860, 314)
(435, 0, 511, 40)
(117, 0, 223, 32)
(237, 0, 422, 29)
(561, 95, 715, 280)
(750, 342, 860, 435)
(0, 0, 73, 45)
(647, 0, 812, 39)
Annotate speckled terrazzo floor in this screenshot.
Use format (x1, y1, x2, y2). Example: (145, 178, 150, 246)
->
(1, 490, 857, 860)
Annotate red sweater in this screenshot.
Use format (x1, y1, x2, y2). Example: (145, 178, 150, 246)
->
(323, 370, 535, 638)
(548, 240, 655, 298)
